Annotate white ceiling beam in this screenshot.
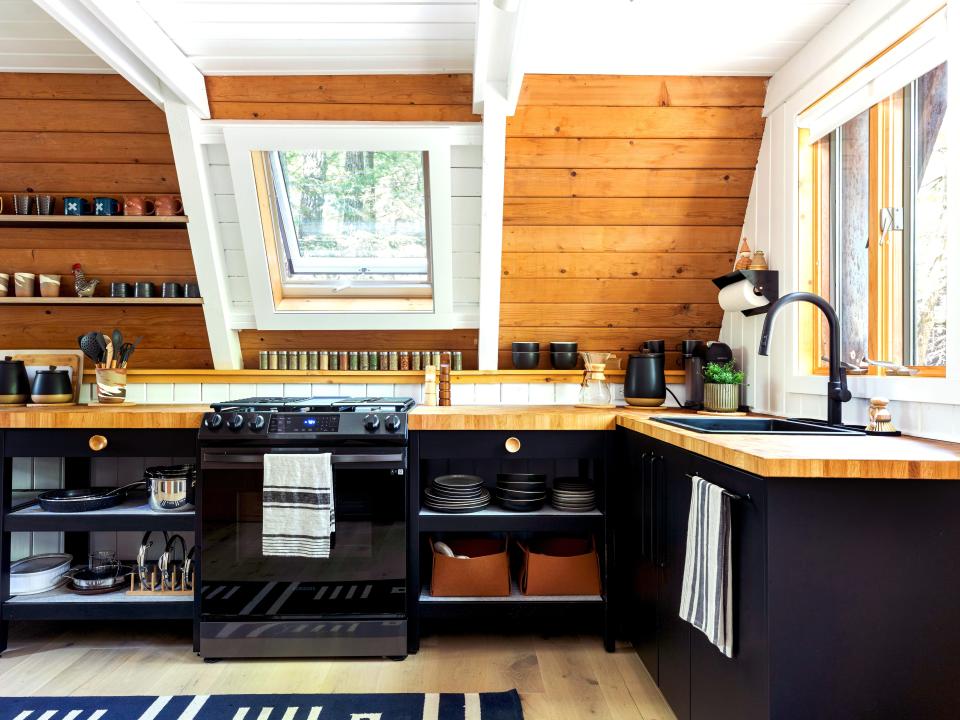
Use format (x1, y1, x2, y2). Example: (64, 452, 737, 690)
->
(163, 93, 242, 369)
(32, 0, 163, 106)
(77, 0, 210, 118)
(473, 0, 527, 115)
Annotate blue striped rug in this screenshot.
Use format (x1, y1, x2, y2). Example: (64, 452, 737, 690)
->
(0, 692, 523, 720)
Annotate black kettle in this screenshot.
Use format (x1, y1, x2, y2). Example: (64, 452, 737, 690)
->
(30, 366, 73, 404)
(0, 357, 30, 405)
(624, 340, 666, 407)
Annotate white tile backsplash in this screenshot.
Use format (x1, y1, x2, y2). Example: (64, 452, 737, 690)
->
(500, 384, 530, 405)
(145, 383, 175, 403)
(554, 383, 581, 404)
(228, 383, 258, 400)
(201, 384, 230, 403)
(173, 383, 202, 403)
(474, 383, 501, 405)
(450, 383, 475, 405)
(528, 384, 556, 405)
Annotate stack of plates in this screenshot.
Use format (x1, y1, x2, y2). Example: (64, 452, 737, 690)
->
(551, 478, 596, 512)
(424, 474, 490, 513)
(495, 473, 547, 512)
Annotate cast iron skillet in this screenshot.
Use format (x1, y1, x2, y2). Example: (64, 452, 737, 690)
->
(38, 481, 146, 513)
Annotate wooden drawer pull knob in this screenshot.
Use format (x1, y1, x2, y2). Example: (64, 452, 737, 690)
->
(505, 437, 521, 453)
(89, 434, 108, 452)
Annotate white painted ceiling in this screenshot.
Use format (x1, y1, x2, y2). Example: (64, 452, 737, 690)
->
(521, 0, 854, 76)
(0, 0, 110, 72)
(136, 0, 478, 75)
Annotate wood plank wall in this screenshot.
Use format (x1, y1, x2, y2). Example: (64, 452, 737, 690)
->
(206, 74, 481, 367)
(500, 75, 766, 369)
(0, 74, 212, 368)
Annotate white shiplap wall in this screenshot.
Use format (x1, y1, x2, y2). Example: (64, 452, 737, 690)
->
(204, 143, 481, 329)
(720, 0, 960, 442)
(0, 0, 112, 72)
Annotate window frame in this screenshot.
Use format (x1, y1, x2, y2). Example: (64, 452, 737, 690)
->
(224, 123, 467, 331)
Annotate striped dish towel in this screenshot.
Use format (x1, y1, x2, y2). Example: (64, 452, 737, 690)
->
(679, 474, 734, 657)
(263, 453, 335, 558)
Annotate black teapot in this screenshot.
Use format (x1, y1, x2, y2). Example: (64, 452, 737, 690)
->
(31, 366, 73, 404)
(0, 357, 30, 405)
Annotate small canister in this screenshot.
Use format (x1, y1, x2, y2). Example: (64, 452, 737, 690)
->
(259, 351, 268, 370)
(299, 351, 308, 370)
(368, 351, 379, 371)
(339, 351, 348, 370)
(412, 351, 421, 371)
(388, 351, 399, 371)
(379, 351, 389, 370)
(277, 351, 288, 370)
(329, 352, 339, 371)
(348, 351, 359, 371)
(308, 351, 319, 371)
(359, 351, 369, 371)
(319, 351, 329, 371)
(288, 352, 298, 370)
(431, 351, 441, 367)
(268, 350, 278, 370)
(452, 351, 463, 371)
(421, 351, 431, 369)
(399, 351, 411, 371)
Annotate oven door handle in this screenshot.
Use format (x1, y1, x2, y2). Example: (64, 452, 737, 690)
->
(200, 451, 405, 468)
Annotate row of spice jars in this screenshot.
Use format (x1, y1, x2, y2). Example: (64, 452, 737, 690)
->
(257, 350, 463, 372)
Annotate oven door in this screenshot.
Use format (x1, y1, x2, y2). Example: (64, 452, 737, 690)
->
(198, 447, 406, 622)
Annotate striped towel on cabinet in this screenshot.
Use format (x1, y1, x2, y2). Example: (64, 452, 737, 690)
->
(679, 474, 734, 658)
(262, 453, 335, 558)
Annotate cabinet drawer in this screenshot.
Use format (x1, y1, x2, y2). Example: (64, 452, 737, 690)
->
(3, 429, 198, 458)
(416, 430, 605, 460)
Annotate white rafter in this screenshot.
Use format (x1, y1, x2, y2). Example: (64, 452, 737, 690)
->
(472, 0, 527, 115)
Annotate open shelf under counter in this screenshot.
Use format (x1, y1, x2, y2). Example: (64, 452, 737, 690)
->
(419, 505, 602, 532)
(419, 580, 603, 606)
(5, 494, 194, 532)
(3, 585, 192, 620)
(0, 215, 188, 229)
(0, 297, 202, 305)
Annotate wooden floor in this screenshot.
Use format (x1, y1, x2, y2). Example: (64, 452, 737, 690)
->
(0, 622, 676, 720)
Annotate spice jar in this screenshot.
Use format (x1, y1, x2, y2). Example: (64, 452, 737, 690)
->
(412, 352, 421, 371)
(278, 351, 288, 370)
(431, 351, 441, 367)
(452, 351, 463, 371)
(319, 351, 329, 371)
(399, 351, 411, 371)
(299, 351, 308, 370)
(348, 351, 359, 371)
(369, 351, 379, 371)
(259, 351, 268, 370)
(379, 351, 389, 370)
(268, 351, 278, 370)
(359, 351, 369, 371)
(308, 351, 319, 371)
(339, 351, 348, 370)
(388, 351, 399, 371)
(288, 352, 298, 370)
(329, 352, 339, 371)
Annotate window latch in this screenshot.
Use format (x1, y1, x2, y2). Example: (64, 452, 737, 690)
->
(876, 207, 904, 247)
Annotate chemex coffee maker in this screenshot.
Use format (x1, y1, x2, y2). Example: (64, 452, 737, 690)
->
(680, 340, 733, 409)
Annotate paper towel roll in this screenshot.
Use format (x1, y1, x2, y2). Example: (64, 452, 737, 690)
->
(718, 279, 768, 311)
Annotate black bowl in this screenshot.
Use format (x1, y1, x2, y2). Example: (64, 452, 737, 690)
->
(498, 472, 547, 484)
(511, 341, 540, 352)
(550, 352, 578, 370)
(512, 351, 541, 370)
(496, 487, 546, 499)
(549, 341, 578, 352)
(496, 496, 546, 512)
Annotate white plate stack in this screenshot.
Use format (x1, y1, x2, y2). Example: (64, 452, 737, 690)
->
(550, 478, 596, 512)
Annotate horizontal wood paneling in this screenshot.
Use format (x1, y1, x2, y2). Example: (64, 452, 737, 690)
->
(505, 138, 763, 169)
(497, 351, 683, 372)
(0, 74, 207, 369)
(503, 197, 748, 225)
(504, 168, 753, 198)
(518, 75, 769, 107)
(209, 101, 477, 122)
(239, 329, 479, 370)
(503, 226, 741, 253)
(206, 74, 473, 105)
(499, 75, 765, 368)
(506, 106, 764, 138)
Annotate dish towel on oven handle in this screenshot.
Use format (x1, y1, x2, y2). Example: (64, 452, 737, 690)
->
(679, 474, 734, 658)
(262, 452, 335, 559)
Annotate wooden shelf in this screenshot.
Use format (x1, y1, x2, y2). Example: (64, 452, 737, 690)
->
(419, 581, 603, 605)
(3, 584, 192, 620)
(419, 505, 602, 532)
(5, 493, 194, 532)
(0, 297, 202, 305)
(0, 215, 187, 228)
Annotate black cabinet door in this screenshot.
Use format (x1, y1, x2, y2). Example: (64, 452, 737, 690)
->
(654, 441, 692, 720)
(617, 429, 658, 680)
(687, 457, 768, 720)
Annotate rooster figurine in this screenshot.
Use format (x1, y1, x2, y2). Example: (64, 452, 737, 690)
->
(72, 263, 100, 297)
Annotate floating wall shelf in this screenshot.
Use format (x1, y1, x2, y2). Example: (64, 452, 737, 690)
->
(0, 297, 202, 306)
(0, 215, 188, 229)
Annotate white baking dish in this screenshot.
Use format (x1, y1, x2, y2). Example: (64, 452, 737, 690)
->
(10, 553, 72, 595)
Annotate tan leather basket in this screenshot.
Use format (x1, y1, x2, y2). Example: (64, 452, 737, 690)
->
(429, 536, 511, 597)
(518, 536, 601, 596)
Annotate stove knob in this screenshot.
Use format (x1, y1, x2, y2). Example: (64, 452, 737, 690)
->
(384, 415, 402, 433)
(248, 414, 266, 432)
(204, 413, 223, 430)
(226, 414, 245, 431)
(363, 414, 380, 432)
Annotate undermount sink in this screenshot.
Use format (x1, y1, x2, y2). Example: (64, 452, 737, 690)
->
(652, 416, 865, 435)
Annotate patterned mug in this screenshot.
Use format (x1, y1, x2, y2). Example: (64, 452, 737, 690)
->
(94, 197, 121, 216)
(123, 196, 156, 216)
(154, 195, 184, 216)
(64, 197, 91, 216)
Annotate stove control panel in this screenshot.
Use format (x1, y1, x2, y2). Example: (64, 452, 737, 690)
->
(270, 414, 340, 434)
(200, 411, 406, 440)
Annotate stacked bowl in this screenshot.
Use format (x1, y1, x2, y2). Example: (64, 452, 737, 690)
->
(549, 342, 579, 370)
(495, 473, 547, 512)
(424, 474, 490, 513)
(511, 342, 540, 369)
(550, 477, 596, 512)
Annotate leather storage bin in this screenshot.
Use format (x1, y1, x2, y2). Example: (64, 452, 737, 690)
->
(519, 536, 601, 596)
(430, 536, 510, 597)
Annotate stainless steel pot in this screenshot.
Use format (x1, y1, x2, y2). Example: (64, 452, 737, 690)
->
(144, 464, 195, 512)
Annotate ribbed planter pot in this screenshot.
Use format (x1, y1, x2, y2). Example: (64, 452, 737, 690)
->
(703, 383, 740, 412)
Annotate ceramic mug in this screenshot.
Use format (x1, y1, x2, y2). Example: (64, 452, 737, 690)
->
(14, 272, 35, 297)
(94, 197, 121, 216)
(110, 282, 131, 298)
(0, 273, 8, 297)
(134, 281, 155, 298)
(13, 194, 31, 215)
(34, 194, 54, 215)
(64, 197, 91, 216)
(123, 196, 155, 216)
(154, 195, 183, 216)
(161, 282, 183, 298)
(39, 274, 61, 298)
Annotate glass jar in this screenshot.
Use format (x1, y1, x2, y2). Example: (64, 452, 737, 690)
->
(452, 351, 463, 371)
(319, 351, 329, 371)
(369, 351, 379, 371)
(268, 351, 278, 370)
(379, 351, 389, 370)
(339, 351, 348, 369)
(299, 351, 308, 370)
(258, 351, 268, 370)
(412, 351, 421, 371)
(329, 352, 339, 371)
(399, 351, 411, 371)
(308, 351, 319, 371)
(287, 352, 298, 370)
(277, 351, 288, 371)
(359, 351, 369, 371)
(348, 351, 359, 371)
(388, 351, 399, 371)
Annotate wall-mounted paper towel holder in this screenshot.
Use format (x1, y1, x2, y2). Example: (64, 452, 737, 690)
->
(712, 269, 779, 316)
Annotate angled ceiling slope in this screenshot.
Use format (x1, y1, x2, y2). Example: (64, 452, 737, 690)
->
(0, 0, 110, 72)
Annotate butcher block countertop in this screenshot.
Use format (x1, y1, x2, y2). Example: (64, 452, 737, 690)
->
(0, 403, 957, 479)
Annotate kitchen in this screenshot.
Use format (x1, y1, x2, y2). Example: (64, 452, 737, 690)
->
(0, 1, 957, 719)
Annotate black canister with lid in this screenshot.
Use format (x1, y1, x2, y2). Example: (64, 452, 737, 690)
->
(624, 340, 666, 407)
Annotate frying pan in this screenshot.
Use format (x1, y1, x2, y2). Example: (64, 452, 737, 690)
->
(38, 481, 146, 513)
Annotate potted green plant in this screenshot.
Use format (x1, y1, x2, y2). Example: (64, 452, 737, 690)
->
(702, 361, 744, 413)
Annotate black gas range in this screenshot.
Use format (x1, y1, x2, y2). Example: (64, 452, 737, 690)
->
(196, 396, 415, 659)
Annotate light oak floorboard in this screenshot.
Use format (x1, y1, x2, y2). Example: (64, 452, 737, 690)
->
(0, 624, 674, 720)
